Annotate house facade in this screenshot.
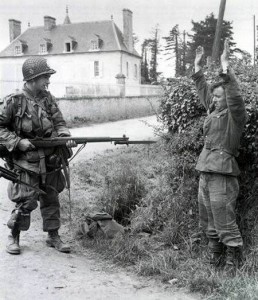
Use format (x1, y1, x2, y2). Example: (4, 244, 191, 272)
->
(0, 9, 142, 98)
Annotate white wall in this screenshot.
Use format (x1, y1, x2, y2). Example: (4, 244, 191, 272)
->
(0, 51, 141, 98)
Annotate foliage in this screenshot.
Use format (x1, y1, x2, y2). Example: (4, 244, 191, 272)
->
(159, 58, 258, 247)
(163, 25, 187, 77)
(187, 13, 235, 65)
(140, 25, 161, 84)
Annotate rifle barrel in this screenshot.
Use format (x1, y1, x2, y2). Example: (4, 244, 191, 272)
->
(114, 140, 156, 145)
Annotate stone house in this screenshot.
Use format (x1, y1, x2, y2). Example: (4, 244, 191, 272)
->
(0, 8, 141, 98)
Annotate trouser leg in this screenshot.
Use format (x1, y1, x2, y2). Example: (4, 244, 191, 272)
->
(40, 191, 60, 232)
(7, 170, 39, 231)
(198, 173, 219, 240)
(208, 174, 242, 247)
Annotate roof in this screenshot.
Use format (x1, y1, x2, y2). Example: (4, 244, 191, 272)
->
(0, 20, 140, 57)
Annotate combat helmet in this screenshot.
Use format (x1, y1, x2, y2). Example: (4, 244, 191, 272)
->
(22, 57, 56, 81)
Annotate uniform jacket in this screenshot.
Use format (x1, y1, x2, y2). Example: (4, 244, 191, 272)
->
(0, 85, 70, 173)
(192, 69, 247, 176)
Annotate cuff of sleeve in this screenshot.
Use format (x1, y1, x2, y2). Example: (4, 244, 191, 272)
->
(191, 69, 203, 81)
(58, 131, 71, 137)
(8, 137, 21, 151)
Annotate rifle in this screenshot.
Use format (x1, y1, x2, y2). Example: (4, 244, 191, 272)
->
(0, 166, 46, 195)
(28, 136, 129, 148)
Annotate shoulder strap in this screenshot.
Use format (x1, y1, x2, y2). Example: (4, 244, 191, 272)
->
(14, 95, 27, 136)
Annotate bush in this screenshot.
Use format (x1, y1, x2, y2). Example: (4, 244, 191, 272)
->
(159, 61, 258, 249)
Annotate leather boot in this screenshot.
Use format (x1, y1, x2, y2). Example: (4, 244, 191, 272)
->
(46, 230, 70, 253)
(225, 246, 243, 275)
(6, 230, 21, 255)
(207, 238, 226, 267)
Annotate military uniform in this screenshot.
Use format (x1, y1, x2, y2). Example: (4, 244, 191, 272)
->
(0, 57, 71, 254)
(192, 69, 247, 260)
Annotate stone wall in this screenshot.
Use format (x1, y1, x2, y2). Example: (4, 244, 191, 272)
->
(57, 95, 161, 123)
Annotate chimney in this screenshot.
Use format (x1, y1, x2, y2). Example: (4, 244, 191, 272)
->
(9, 19, 21, 42)
(123, 9, 133, 52)
(44, 16, 56, 30)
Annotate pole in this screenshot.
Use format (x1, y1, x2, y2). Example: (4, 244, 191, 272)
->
(211, 0, 227, 62)
(254, 15, 256, 66)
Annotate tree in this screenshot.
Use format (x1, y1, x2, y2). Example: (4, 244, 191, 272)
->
(149, 25, 160, 83)
(163, 25, 188, 76)
(187, 13, 235, 65)
(140, 39, 151, 84)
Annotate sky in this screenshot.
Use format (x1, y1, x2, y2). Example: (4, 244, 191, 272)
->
(0, 0, 258, 76)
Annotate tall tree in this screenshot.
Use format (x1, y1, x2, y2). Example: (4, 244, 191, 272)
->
(163, 25, 188, 76)
(149, 25, 160, 83)
(140, 39, 151, 83)
(187, 13, 235, 65)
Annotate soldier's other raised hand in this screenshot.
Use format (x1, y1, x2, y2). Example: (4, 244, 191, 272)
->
(194, 46, 204, 73)
(221, 38, 230, 72)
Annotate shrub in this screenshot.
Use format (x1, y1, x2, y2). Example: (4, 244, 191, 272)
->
(159, 61, 258, 249)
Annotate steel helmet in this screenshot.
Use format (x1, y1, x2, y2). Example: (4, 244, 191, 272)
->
(22, 57, 56, 81)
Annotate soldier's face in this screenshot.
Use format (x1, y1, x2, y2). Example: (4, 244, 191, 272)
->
(212, 86, 227, 111)
(33, 75, 51, 93)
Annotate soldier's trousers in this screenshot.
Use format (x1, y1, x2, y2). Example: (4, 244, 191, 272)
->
(198, 172, 243, 250)
(7, 168, 66, 232)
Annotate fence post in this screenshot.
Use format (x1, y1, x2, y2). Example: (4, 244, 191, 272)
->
(115, 73, 126, 97)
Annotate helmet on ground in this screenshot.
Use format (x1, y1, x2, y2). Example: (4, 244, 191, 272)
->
(22, 57, 56, 81)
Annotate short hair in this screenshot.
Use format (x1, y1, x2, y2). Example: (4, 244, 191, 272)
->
(210, 81, 225, 93)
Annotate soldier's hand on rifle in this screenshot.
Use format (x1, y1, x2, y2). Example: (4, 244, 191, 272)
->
(221, 38, 230, 73)
(194, 46, 204, 73)
(66, 140, 77, 148)
(17, 139, 35, 151)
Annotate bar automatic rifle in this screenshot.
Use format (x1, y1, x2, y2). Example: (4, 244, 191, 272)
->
(26, 135, 156, 148)
(0, 165, 46, 195)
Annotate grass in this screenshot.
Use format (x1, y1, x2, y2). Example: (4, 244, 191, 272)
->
(60, 141, 258, 300)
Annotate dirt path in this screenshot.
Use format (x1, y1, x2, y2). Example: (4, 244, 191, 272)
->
(0, 117, 200, 300)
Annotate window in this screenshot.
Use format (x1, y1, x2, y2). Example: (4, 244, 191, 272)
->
(94, 61, 99, 77)
(91, 40, 98, 50)
(65, 42, 71, 52)
(15, 46, 21, 55)
(134, 64, 138, 78)
(126, 62, 129, 77)
(40, 44, 47, 54)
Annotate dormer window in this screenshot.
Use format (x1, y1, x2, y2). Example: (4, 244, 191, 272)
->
(40, 44, 47, 53)
(64, 36, 77, 53)
(65, 42, 71, 52)
(91, 40, 98, 50)
(89, 35, 103, 51)
(14, 39, 27, 56)
(15, 46, 22, 55)
(39, 38, 52, 54)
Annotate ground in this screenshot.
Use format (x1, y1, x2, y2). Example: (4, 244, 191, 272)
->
(0, 117, 200, 300)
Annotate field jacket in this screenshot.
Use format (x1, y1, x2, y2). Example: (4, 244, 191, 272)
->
(192, 69, 247, 176)
(0, 85, 70, 173)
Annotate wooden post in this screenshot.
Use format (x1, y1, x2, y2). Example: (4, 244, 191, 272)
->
(211, 0, 227, 62)
(254, 15, 256, 65)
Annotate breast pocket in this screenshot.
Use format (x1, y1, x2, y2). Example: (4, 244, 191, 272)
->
(20, 112, 33, 133)
(40, 110, 53, 132)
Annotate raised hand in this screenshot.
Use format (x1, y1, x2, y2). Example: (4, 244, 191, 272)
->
(194, 46, 204, 72)
(221, 38, 230, 72)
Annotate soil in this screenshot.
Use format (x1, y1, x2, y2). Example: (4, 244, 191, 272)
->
(0, 117, 200, 300)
